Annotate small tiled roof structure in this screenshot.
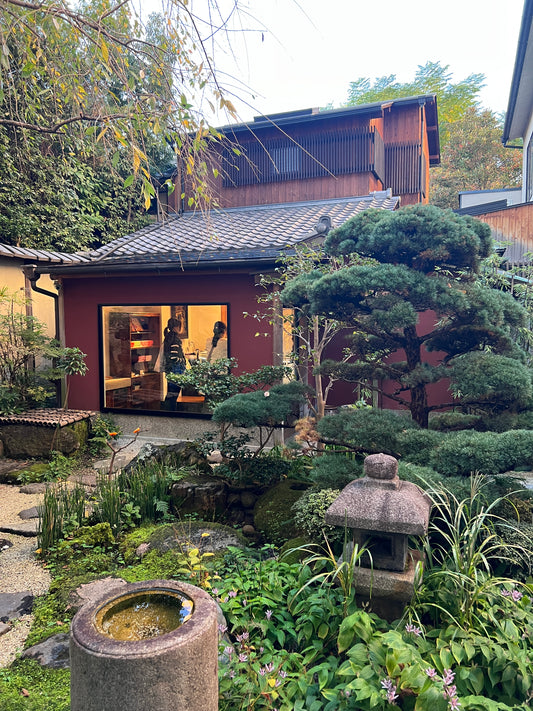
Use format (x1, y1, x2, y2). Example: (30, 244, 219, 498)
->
(0, 243, 90, 264)
(40, 191, 399, 274)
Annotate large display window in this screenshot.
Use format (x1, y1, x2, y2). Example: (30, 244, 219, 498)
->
(101, 304, 228, 414)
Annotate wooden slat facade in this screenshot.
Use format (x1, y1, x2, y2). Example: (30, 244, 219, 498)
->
(177, 99, 437, 210)
(475, 203, 533, 262)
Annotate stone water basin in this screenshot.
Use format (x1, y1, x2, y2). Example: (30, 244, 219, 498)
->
(95, 589, 193, 641)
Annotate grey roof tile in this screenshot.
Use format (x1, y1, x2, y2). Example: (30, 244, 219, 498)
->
(86, 193, 399, 266)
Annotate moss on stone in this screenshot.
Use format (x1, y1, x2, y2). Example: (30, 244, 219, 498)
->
(253, 479, 310, 545)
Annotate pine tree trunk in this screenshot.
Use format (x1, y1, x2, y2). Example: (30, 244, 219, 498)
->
(403, 326, 429, 428)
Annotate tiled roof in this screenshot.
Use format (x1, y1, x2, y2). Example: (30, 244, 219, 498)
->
(77, 192, 399, 269)
(0, 243, 91, 263)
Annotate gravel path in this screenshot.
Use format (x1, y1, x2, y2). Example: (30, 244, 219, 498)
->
(0, 483, 50, 668)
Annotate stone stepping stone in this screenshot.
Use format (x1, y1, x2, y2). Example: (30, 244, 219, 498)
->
(21, 633, 70, 669)
(18, 507, 39, 520)
(0, 520, 39, 537)
(0, 621, 11, 636)
(0, 591, 33, 621)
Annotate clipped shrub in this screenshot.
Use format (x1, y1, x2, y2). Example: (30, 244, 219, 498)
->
(396, 428, 443, 465)
(308, 453, 362, 488)
(498, 429, 533, 471)
(317, 407, 417, 455)
(514, 409, 533, 430)
(429, 430, 508, 477)
(428, 412, 481, 431)
(292, 487, 343, 545)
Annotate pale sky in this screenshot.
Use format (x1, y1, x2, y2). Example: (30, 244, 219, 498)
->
(188, 0, 525, 123)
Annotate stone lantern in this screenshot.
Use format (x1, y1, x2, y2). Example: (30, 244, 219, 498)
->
(324, 452, 431, 620)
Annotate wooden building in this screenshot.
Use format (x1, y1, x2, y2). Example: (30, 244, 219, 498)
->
(23, 98, 440, 424)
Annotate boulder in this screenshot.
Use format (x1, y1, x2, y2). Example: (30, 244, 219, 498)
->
(21, 633, 70, 669)
(148, 521, 246, 554)
(171, 474, 228, 518)
(254, 479, 310, 545)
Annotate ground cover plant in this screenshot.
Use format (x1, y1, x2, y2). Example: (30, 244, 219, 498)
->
(4, 449, 532, 711)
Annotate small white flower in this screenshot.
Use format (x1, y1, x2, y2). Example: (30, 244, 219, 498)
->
(264, 391, 270, 397)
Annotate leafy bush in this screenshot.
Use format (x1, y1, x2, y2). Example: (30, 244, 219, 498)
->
(292, 488, 342, 545)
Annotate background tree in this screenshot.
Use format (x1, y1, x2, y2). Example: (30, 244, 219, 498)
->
(282, 205, 532, 428)
(344, 61, 521, 208)
(0, 0, 241, 250)
(430, 107, 522, 208)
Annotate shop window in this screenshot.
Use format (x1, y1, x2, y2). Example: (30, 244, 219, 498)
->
(101, 304, 228, 414)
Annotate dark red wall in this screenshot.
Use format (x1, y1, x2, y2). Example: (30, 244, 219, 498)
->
(61, 269, 272, 411)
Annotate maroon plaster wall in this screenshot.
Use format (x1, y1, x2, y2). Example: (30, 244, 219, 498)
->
(61, 270, 271, 411)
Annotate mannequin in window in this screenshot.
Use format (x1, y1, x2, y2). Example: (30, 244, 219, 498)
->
(162, 317, 186, 410)
(206, 321, 227, 362)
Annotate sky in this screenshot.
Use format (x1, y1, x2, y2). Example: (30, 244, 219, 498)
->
(185, 0, 525, 124)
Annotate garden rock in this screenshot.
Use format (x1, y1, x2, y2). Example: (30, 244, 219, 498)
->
(124, 441, 212, 475)
(0, 538, 13, 551)
(148, 521, 246, 554)
(21, 633, 70, 669)
(68, 577, 128, 613)
(171, 474, 228, 518)
(19, 482, 48, 494)
(254, 479, 310, 544)
(18, 507, 39, 520)
(0, 591, 33, 621)
(0, 520, 38, 536)
(0, 622, 10, 636)
(135, 543, 151, 558)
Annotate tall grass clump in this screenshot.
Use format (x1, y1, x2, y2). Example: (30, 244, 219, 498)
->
(410, 474, 532, 631)
(37, 483, 86, 552)
(118, 460, 171, 521)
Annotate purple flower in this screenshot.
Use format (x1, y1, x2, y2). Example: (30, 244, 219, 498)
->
(264, 662, 274, 673)
(229, 670, 235, 679)
(228, 590, 237, 598)
(425, 668, 437, 678)
(381, 678, 399, 703)
(242, 599, 247, 607)
(512, 589, 523, 602)
(442, 669, 455, 686)
(238, 653, 248, 663)
(236, 632, 249, 643)
(259, 667, 266, 676)
(405, 623, 422, 636)
(223, 646, 233, 656)
(265, 609, 273, 620)
(278, 670, 287, 679)
(212, 588, 219, 596)
(448, 698, 461, 710)
(217, 623, 228, 635)
(221, 597, 228, 603)
(444, 685, 457, 699)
